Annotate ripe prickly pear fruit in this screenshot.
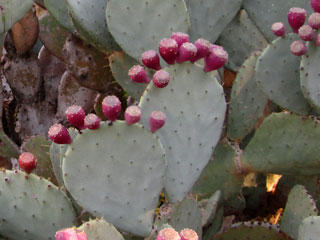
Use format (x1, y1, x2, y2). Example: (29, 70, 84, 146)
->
(55, 228, 87, 240)
(157, 228, 180, 240)
(179, 229, 198, 240)
(18, 152, 37, 174)
(298, 25, 315, 41)
(125, 106, 141, 125)
(191, 38, 211, 62)
(311, 0, 320, 13)
(149, 111, 166, 133)
(152, 70, 170, 88)
(290, 40, 307, 56)
(102, 95, 121, 122)
(271, 22, 286, 37)
(308, 12, 320, 29)
(65, 105, 86, 129)
(204, 47, 228, 72)
(142, 50, 161, 70)
(176, 42, 198, 63)
(84, 114, 101, 130)
(288, 7, 307, 33)
(171, 32, 190, 47)
(48, 124, 73, 144)
(159, 38, 179, 65)
(128, 65, 151, 83)
(316, 33, 320, 46)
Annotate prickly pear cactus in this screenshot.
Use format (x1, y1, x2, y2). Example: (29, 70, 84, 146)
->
(62, 121, 167, 237)
(255, 34, 311, 115)
(298, 216, 320, 240)
(0, 0, 33, 34)
(77, 218, 125, 240)
(106, 0, 190, 60)
(0, 170, 77, 239)
(240, 112, 320, 175)
(227, 51, 268, 141)
(139, 62, 226, 203)
(280, 185, 318, 239)
(199, 190, 221, 227)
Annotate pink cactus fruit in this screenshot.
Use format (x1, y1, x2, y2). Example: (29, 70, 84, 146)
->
(156, 228, 181, 240)
(308, 12, 320, 29)
(55, 228, 87, 240)
(84, 114, 101, 130)
(288, 7, 307, 33)
(65, 105, 86, 129)
(290, 40, 307, 56)
(152, 70, 170, 88)
(271, 22, 286, 37)
(48, 124, 72, 144)
(128, 65, 150, 83)
(142, 50, 161, 70)
(316, 33, 320, 46)
(171, 32, 190, 47)
(125, 106, 141, 125)
(204, 46, 228, 72)
(102, 95, 121, 122)
(298, 25, 315, 41)
(191, 38, 211, 62)
(179, 229, 199, 240)
(311, 0, 320, 13)
(176, 42, 198, 63)
(159, 38, 179, 65)
(149, 111, 166, 133)
(76, 231, 87, 240)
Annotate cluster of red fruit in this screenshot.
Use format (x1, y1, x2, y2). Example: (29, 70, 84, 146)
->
(271, 0, 320, 56)
(127, 32, 228, 86)
(156, 228, 198, 240)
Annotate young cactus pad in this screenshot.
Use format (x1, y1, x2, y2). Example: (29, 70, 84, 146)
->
(139, 62, 226, 203)
(62, 121, 167, 237)
(106, 0, 190, 61)
(255, 34, 311, 115)
(0, 170, 76, 239)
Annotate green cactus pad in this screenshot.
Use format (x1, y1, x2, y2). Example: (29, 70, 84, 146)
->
(280, 185, 318, 239)
(203, 207, 224, 240)
(62, 121, 166, 237)
(139, 62, 226, 203)
(241, 112, 320, 175)
(65, 0, 120, 54)
(0, 0, 33, 34)
(200, 190, 221, 227)
(0, 129, 20, 159)
(109, 51, 147, 100)
(255, 34, 311, 115)
(78, 218, 124, 240)
(243, 0, 312, 41)
(0, 170, 76, 239)
(106, 0, 190, 61)
(185, 0, 242, 43)
(214, 222, 293, 240)
(217, 10, 268, 71)
(44, 0, 75, 33)
(298, 216, 320, 240)
(300, 40, 320, 113)
(227, 51, 268, 141)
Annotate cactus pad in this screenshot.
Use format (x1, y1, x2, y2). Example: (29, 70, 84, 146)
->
(106, 0, 190, 60)
(62, 121, 166, 236)
(298, 216, 320, 240)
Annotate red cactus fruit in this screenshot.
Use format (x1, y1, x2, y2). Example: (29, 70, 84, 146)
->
(316, 33, 320, 46)
(156, 228, 181, 240)
(55, 228, 87, 240)
(65, 105, 86, 129)
(298, 25, 315, 41)
(48, 124, 73, 144)
(308, 12, 320, 29)
(191, 38, 211, 62)
(128, 65, 150, 83)
(102, 95, 121, 122)
(152, 70, 170, 88)
(125, 106, 141, 125)
(176, 42, 198, 63)
(150, 111, 166, 133)
(271, 22, 286, 37)
(311, 0, 320, 13)
(288, 7, 306, 33)
(179, 229, 198, 240)
(204, 47, 228, 72)
(290, 40, 307, 56)
(84, 114, 101, 130)
(18, 152, 37, 174)
(171, 32, 190, 47)
(159, 38, 179, 65)
(142, 50, 161, 70)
